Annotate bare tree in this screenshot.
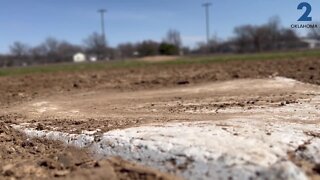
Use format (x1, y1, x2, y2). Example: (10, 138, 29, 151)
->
(137, 40, 160, 57)
(233, 25, 256, 52)
(268, 16, 281, 48)
(30, 38, 82, 63)
(9, 42, 30, 57)
(31, 44, 48, 57)
(44, 38, 60, 53)
(232, 17, 301, 53)
(278, 29, 301, 49)
(308, 28, 320, 40)
(164, 29, 182, 49)
(57, 41, 82, 56)
(84, 32, 107, 59)
(40, 38, 62, 63)
(118, 43, 136, 58)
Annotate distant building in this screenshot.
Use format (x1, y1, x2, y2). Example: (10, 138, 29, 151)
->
(133, 51, 139, 57)
(89, 55, 98, 62)
(73, 53, 86, 63)
(301, 38, 320, 49)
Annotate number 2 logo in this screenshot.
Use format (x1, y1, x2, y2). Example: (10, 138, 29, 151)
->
(297, 2, 312, 21)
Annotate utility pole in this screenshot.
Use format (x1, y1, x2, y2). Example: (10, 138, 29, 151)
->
(202, 2, 212, 45)
(98, 9, 107, 46)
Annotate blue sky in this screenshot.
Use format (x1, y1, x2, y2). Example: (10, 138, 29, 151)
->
(1, 0, 319, 53)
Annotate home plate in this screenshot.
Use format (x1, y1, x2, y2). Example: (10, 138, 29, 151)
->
(11, 77, 320, 180)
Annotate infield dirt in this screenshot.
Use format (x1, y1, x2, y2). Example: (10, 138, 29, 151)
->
(1, 58, 320, 179)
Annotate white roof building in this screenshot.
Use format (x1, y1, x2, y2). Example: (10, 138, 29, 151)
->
(73, 53, 86, 63)
(301, 38, 320, 49)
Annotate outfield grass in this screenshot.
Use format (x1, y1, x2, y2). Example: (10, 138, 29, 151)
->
(0, 50, 320, 77)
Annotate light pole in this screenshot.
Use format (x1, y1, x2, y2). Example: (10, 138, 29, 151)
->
(98, 9, 107, 46)
(202, 2, 212, 45)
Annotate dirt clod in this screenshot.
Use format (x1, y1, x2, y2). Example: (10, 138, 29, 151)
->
(177, 80, 190, 85)
(2, 164, 15, 176)
(313, 164, 320, 175)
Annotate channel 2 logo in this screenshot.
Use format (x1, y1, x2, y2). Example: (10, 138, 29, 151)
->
(292, 2, 317, 29)
(297, 2, 312, 21)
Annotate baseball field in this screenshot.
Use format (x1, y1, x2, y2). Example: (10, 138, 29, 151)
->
(1, 51, 320, 179)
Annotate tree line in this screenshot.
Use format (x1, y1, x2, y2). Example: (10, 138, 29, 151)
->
(0, 17, 318, 67)
(194, 17, 315, 54)
(0, 29, 183, 67)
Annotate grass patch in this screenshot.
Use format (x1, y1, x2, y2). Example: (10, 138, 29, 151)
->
(173, 50, 320, 64)
(1, 50, 320, 77)
(0, 60, 149, 77)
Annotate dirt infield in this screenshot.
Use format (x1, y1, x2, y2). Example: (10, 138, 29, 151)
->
(0, 122, 179, 180)
(1, 57, 320, 179)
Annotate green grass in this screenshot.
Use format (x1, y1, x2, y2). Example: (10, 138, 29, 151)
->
(174, 50, 320, 64)
(1, 50, 320, 77)
(0, 60, 148, 77)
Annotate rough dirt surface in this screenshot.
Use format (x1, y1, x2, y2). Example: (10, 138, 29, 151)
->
(0, 121, 180, 180)
(1, 58, 320, 107)
(6, 77, 320, 180)
(0, 57, 320, 179)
